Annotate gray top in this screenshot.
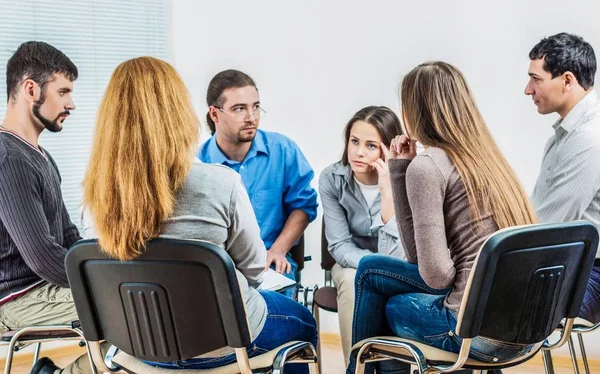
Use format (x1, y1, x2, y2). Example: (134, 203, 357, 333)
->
(531, 90, 600, 258)
(319, 162, 403, 268)
(390, 148, 499, 312)
(82, 160, 267, 347)
(0, 130, 81, 301)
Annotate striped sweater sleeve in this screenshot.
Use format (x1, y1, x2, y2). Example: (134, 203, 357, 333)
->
(0, 157, 70, 287)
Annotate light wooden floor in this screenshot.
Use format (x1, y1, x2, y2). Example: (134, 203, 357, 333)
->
(2, 338, 594, 373)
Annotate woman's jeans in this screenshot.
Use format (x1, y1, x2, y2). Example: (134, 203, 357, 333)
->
(346, 254, 533, 374)
(148, 290, 318, 373)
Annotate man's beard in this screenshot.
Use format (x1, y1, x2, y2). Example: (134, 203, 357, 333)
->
(237, 127, 257, 143)
(32, 100, 68, 133)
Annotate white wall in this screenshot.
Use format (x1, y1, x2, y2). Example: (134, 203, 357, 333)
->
(170, 0, 600, 357)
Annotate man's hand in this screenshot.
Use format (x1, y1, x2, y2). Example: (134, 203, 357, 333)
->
(266, 250, 291, 274)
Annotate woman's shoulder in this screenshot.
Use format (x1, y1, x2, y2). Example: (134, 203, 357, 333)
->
(320, 161, 350, 180)
(411, 147, 453, 171)
(185, 160, 242, 192)
(407, 147, 455, 183)
(319, 161, 350, 189)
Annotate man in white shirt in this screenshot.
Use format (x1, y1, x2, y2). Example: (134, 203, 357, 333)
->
(526, 32, 600, 323)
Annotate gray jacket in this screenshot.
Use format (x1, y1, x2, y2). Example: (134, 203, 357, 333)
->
(319, 162, 404, 268)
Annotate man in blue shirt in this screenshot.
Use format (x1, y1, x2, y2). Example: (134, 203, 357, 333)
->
(198, 69, 318, 281)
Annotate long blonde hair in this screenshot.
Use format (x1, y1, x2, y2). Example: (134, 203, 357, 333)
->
(400, 61, 537, 228)
(82, 57, 200, 260)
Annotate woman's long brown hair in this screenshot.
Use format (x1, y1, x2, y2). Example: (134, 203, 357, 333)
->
(400, 61, 537, 228)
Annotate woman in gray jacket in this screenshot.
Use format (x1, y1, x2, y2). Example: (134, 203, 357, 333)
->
(318, 106, 405, 364)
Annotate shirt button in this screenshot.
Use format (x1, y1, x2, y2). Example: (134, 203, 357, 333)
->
(448, 331, 454, 336)
(50, 297, 56, 301)
(240, 166, 244, 170)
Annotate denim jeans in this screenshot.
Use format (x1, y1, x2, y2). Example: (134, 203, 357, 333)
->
(149, 290, 317, 373)
(579, 263, 600, 323)
(346, 254, 532, 374)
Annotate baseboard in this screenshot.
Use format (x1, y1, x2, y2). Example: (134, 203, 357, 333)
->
(319, 332, 600, 370)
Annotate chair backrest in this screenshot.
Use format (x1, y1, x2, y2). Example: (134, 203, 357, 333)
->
(65, 239, 252, 362)
(321, 218, 336, 271)
(456, 221, 599, 345)
(289, 234, 305, 272)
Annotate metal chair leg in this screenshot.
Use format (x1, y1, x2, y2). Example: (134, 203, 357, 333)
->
(577, 333, 591, 374)
(314, 305, 323, 374)
(567, 334, 580, 374)
(542, 350, 555, 374)
(32, 342, 42, 366)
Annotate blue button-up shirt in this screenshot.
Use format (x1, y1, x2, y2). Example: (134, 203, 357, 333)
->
(198, 130, 318, 250)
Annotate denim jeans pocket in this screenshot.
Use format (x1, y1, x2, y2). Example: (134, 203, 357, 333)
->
(423, 330, 462, 353)
(468, 337, 531, 363)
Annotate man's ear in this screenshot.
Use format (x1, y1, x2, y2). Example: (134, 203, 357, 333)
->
(22, 79, 39, 103)
(563, 71, 577, 92)
(208, 106, 220, 124)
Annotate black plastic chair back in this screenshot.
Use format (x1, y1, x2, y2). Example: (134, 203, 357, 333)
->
(65, 238, 252, 362)
(290, 235, 305, 272)
(457, 221, 599, 344)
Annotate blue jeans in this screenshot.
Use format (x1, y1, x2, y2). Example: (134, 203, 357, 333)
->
(346, 254, 532, 374)
(149, 290, 317, 373)
(579, 264, 600, 323)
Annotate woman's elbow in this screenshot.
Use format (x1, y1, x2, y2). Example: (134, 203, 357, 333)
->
(421, 269, 455, 290)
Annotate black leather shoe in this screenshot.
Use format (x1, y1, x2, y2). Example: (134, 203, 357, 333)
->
(30, 357, 61, 374)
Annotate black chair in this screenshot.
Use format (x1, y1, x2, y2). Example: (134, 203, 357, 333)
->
(289, 234, 310, 283)
(313, 218, 338, 314)
(65, 238, 319, 374)
(350, 221, 599, 374)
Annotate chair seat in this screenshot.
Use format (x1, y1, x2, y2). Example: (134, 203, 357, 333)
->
(351, 336, 543, 369)
(1, 330, 80, 342)
(313, 286, 338, 312)
(112, 341, 304, 373)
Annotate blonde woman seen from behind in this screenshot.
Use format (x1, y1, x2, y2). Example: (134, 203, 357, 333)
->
(82, 57, 317, 373)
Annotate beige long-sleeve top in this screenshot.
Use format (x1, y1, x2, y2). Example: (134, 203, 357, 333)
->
(389, 148, 498, 312)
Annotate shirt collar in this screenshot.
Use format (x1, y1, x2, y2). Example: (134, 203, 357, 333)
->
(555, 90, 599, 133)
(332, 162, 353, 182)
(206, 129, 269, 164)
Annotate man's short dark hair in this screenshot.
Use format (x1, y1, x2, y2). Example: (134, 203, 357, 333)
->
(206, 69, 256, 135)
(529, 32, 596, 90)
(6, 41, 78, 103)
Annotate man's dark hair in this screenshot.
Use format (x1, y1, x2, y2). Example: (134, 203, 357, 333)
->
(6, 41, 78, 103)
(206, 69, 256, 134)
(529, 32, 596, 90)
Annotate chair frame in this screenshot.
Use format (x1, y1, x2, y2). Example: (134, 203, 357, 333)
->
(569, 320, 600, 374)
(1, 324, 93, 374)
(352, 221, 599, 374)
(65, 238, 319, 374)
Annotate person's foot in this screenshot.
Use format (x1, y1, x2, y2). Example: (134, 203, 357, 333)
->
(30, 357, 61, 374)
